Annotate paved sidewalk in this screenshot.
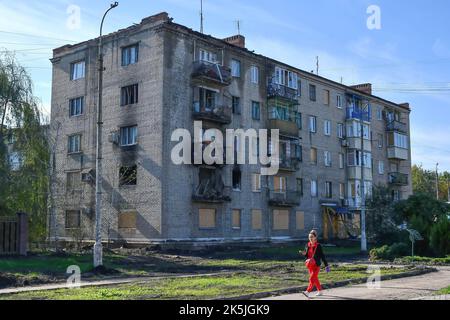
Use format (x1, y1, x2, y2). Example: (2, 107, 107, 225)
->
(263, 267, 450, 300)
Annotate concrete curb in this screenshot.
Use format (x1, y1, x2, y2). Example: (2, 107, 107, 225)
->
(220, 267, 438, 300)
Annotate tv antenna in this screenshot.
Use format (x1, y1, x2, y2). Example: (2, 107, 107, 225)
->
(235, 20, 242, 35)
(200, 0, 204, 34)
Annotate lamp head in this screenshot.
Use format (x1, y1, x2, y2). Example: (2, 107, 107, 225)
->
(111, 2, 119, 8)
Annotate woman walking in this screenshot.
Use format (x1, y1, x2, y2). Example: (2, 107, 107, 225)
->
(299, 230, 330, 298)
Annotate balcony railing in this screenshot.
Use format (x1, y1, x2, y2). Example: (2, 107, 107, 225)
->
(193, 102, 232, 124)
(278, 156, 301, 171)
(192, 61, 232, 86)
(192, 185, 232, 203)
(346, 107, 371, 122)
(267, 83, 299, 102)
(388, 172, 409, 186)
(268, 190, 301, 207)
(386, 120, 407, 133)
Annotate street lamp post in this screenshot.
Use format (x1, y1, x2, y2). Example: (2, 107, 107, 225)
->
(94, 2, 119, 268)
(360, 100, 368, 254)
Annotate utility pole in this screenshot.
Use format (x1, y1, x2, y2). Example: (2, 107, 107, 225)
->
(435, 163, 439, 201)
(94, 1, 119, 269)
(360, 99, 367, 253)
(447, 174, 450, 202)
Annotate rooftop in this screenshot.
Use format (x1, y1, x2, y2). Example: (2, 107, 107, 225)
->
(52, 12, 409, 112)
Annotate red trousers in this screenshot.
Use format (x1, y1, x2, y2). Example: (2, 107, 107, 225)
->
(307, 266, 322, 292)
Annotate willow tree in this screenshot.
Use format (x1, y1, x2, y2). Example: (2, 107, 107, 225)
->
(0, 51, 49, 241)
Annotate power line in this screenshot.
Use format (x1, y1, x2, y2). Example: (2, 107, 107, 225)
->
(0, 30, 76, 42)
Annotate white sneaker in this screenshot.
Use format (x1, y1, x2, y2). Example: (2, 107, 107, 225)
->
(301, 291, 310, 299)
(315, 291, 323, 297)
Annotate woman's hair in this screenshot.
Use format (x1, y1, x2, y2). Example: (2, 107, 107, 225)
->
(309, 230, 318, 238)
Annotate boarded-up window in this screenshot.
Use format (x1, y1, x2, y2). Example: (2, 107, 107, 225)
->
(273, 210, 289, 230)
(273, 176, 287, 193)
(66, 172, 81, 191)
(199, 209, 216, 229)
(232, 209, 241, 229)
(118, 211, 137, 229)
(296, 211, 305, 230)
(252, 209, 262, 230)
(65, 210, 81, 229)
(310, 147, 317, 164)
(324, 89, 330, 105)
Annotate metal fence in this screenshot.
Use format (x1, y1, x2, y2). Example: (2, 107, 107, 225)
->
(0, 213, 28, 256)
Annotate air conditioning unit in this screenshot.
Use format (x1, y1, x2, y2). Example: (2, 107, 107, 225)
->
(108, 132, 120, 145)
(341, 139, 349, 148)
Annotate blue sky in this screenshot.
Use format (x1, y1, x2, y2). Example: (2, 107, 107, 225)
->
(1, 0, 450, 171)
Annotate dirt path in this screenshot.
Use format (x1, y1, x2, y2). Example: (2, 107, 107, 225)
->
(263, 267, 450, 300)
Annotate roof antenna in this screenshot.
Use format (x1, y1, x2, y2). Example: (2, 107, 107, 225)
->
(235, 20, 242, 35)
(200, 0, 204, 34)
(316, 56, 319, 75)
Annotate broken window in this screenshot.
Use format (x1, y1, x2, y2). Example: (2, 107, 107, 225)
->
(309, 84, 316, 101)
(232, 96, 241, 114)
(232, 166, 241, 191)
(67, 171, 81, 192)
(65, 210, 81, 229)
(121, 84, 139, 106)
(119, 165, 137, 186)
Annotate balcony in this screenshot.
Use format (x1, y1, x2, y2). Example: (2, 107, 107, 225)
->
(388, 172, 409, 186)
(387, 146, 409, 160)
(192, 185, 232, 203)
(346, 107, 371, 122)
(267, 109, 300, 137)
(278, 156, 301, 172)
(386, 120, 407, 134)
(193, 102, 232, 124)
(268, 190, 301, 207)
(267, 83, 299, 102)
(191, 141, 226, 167)
(344, 198, 362, 209)
(192, 61, 231, 86)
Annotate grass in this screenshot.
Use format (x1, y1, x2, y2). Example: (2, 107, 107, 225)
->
(394, 255, 450, 266)
(437, 286, 450, 295)
(0, 265, 412, 300)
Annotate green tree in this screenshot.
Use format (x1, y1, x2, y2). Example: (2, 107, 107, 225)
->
(0, 51, 49, 241)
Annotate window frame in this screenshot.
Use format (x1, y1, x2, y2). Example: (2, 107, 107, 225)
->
(70, 60, 85, 81)
(121, 44, 139, 66)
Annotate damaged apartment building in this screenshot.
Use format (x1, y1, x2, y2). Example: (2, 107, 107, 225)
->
(49, 12, 412, 245)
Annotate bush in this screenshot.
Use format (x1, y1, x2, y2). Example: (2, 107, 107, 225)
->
(370, 243, 410, 261)
(430, 217, 450, 256)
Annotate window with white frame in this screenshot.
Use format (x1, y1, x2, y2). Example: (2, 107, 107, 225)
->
(199, 49, 217, 63)
(309, 116, 317, 133)
(273, 176, 287, 193)
(251, 65, 259, 84)
(339, 183, 345, 199)
(346, 121, 370, 140)
(120, 126, 138, 146)
(324, 120, 331, 136)
(347, 150, 372, 168)
(339, 153, 344, 169)
(69, 97, 84, 117)
(388, 132, 408, 149)
(231, 59, 241, 77)
(337, 123, 344, 139)
(378, 161, 384, 175)
(252, 173, 261, 192)
(311, 180, 318, 197)
(274, 67, 298, 89)
(324, 151, 332, 167)
(122, 44, 139, 66)
(377, 108, 383, 120)
(68, 134, 81, 154)
(337, 94, 343, 108)
(70, 61, 85, 80)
